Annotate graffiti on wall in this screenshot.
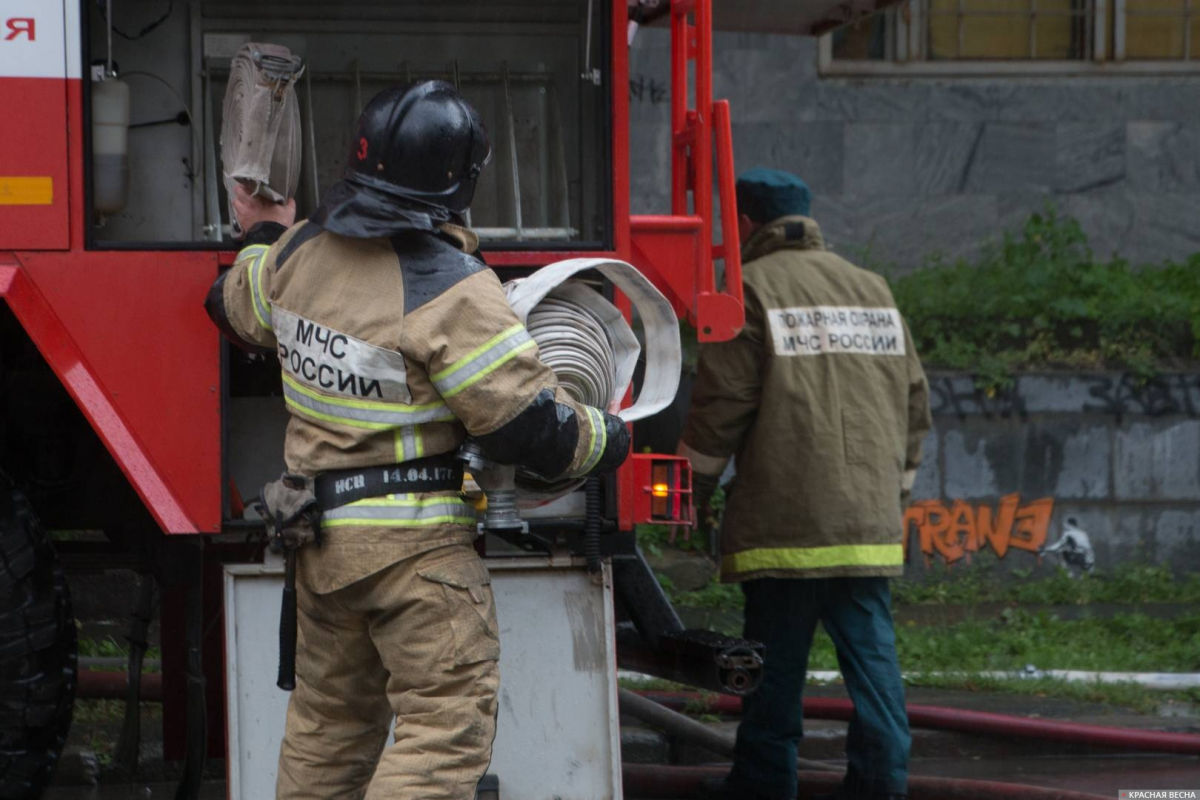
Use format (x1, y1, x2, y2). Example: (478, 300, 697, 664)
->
(1081, 373, 1200, 417)
(904, 494, 1054, 563)
(629, 73, 668, 105)
(929, 376, 1026, 419)
(929, 373, 1200, 419)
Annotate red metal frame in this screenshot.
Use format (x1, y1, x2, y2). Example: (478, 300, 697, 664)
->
(0, 257, 204, 532)
(630, 0, 743, 342)
(1, 76, 222, 534)
(0, 1, 740, 537)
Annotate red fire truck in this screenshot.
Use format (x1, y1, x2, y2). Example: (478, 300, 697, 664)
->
(0, 1, 879, 797)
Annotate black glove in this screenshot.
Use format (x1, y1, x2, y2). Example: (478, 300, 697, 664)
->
(259, 473, 322, 552)
(589, 411, 632, 475)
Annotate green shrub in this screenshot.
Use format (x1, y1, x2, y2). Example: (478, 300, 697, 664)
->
(890, 208, 1200, 387)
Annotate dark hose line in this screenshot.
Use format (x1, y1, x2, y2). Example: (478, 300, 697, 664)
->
(618, 689, 836, 772)
(77, 667, 164, 701)
(619, 688, 735, 759)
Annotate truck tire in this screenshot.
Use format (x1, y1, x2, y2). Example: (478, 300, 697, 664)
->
(0, 486, 76, 800)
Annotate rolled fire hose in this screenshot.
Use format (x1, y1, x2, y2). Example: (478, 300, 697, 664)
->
(501, 258, 682, 506)
(466, 258, 681, 534)
(220, 43, 304, 236)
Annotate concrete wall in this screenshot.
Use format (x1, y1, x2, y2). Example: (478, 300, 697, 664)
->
(907, 372, 1200, 574)
(629, 29, 1200, 271)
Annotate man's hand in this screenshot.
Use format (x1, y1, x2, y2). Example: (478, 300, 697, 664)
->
(259, 474, 321, 551)
(232, 182, 296, 237)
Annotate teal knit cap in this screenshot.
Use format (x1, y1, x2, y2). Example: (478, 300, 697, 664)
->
(736, 168, 811, 223)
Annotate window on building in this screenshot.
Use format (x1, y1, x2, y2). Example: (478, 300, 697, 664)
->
(1122, 0, 1199, 59)
(823, 0, 1199, 72)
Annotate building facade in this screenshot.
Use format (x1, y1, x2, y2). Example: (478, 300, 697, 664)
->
(629, 13, 1200, 273)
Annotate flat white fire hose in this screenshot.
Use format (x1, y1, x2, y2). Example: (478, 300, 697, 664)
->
(506, 258, 681, 422)
(502, 258, 682, 505)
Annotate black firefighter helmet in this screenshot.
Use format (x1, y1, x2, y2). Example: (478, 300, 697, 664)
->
(311, 81, 492, 238)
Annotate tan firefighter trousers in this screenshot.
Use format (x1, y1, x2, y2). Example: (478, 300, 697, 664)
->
(276, 543, 500, 800)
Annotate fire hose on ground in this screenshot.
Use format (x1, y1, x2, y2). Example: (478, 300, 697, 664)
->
(76, 672, 1200, 758)
(618, 690, 1183, 799)
(631, 690, 1200, 756)
(619, 688, 836, 772)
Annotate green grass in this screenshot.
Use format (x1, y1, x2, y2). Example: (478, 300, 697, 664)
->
(892, 562, 1200, 606)
(902, 674, 1200, 716)
(671, 580, 744, 610)
(797, 610, 1200, 675)
(646, 547, 1199, 699)
(658, 557, 1200, 613)
(71, 698, 158, 725)
(657, 553, 1200, 620)
(621, 616, 1200, 716)
(70, 699, 164, 769)
(893, 611, 1199, 673)
(799, 609, 1200, 678)
(618, 675, 693, 692)
(77, 634, 162, 667)
(637, 511, 722, 559)
(631, 529, 1200, 709)
(618, 669, 1199, 717)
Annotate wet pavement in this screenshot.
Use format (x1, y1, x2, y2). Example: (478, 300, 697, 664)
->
(40, 757, 1199, 799)
(39, 761, 1200, 799)
(628, 684, 1200, 797)
(911, 755, 1200, 792)
(43, 785, 226, 800)
(46, 685, 1199, 798)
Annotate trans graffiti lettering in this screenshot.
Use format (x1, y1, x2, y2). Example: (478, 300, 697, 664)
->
(904, 494, 1054, 563)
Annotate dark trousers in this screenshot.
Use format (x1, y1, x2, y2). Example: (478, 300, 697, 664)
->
(729, 577, 910, 799)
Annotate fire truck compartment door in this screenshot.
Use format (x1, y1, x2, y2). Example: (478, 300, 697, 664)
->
(0, 0, 74, 250)
(224, 557, 622, 800)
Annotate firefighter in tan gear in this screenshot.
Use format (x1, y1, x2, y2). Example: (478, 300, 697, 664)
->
(679, 169, 931, 800)
(205, 82, 629, 800)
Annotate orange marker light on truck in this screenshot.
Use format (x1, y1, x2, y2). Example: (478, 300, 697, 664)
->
(631, 454, 694, 526)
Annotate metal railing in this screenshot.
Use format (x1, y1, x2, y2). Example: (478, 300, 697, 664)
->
(204, 60, 577, 242)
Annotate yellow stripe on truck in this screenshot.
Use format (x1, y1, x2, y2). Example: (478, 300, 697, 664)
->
(0, 177, 53, 205)
(722, 543, 904, 574)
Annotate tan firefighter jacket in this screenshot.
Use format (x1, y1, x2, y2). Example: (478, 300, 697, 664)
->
(213, 222, 615, 592)
(680, 216, 931, 582)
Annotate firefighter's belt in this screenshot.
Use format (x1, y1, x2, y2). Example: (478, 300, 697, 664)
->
(314, 455, 464, 510)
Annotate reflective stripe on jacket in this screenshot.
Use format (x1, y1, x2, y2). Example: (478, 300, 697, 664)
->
(215, 221, 612, 591)
(680, 216, 931, 582)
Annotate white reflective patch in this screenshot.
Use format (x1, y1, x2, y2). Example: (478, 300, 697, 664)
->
(0, 1, 68, 79)
(273, 307, 411, 402)
(767, 305, 905, 357)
